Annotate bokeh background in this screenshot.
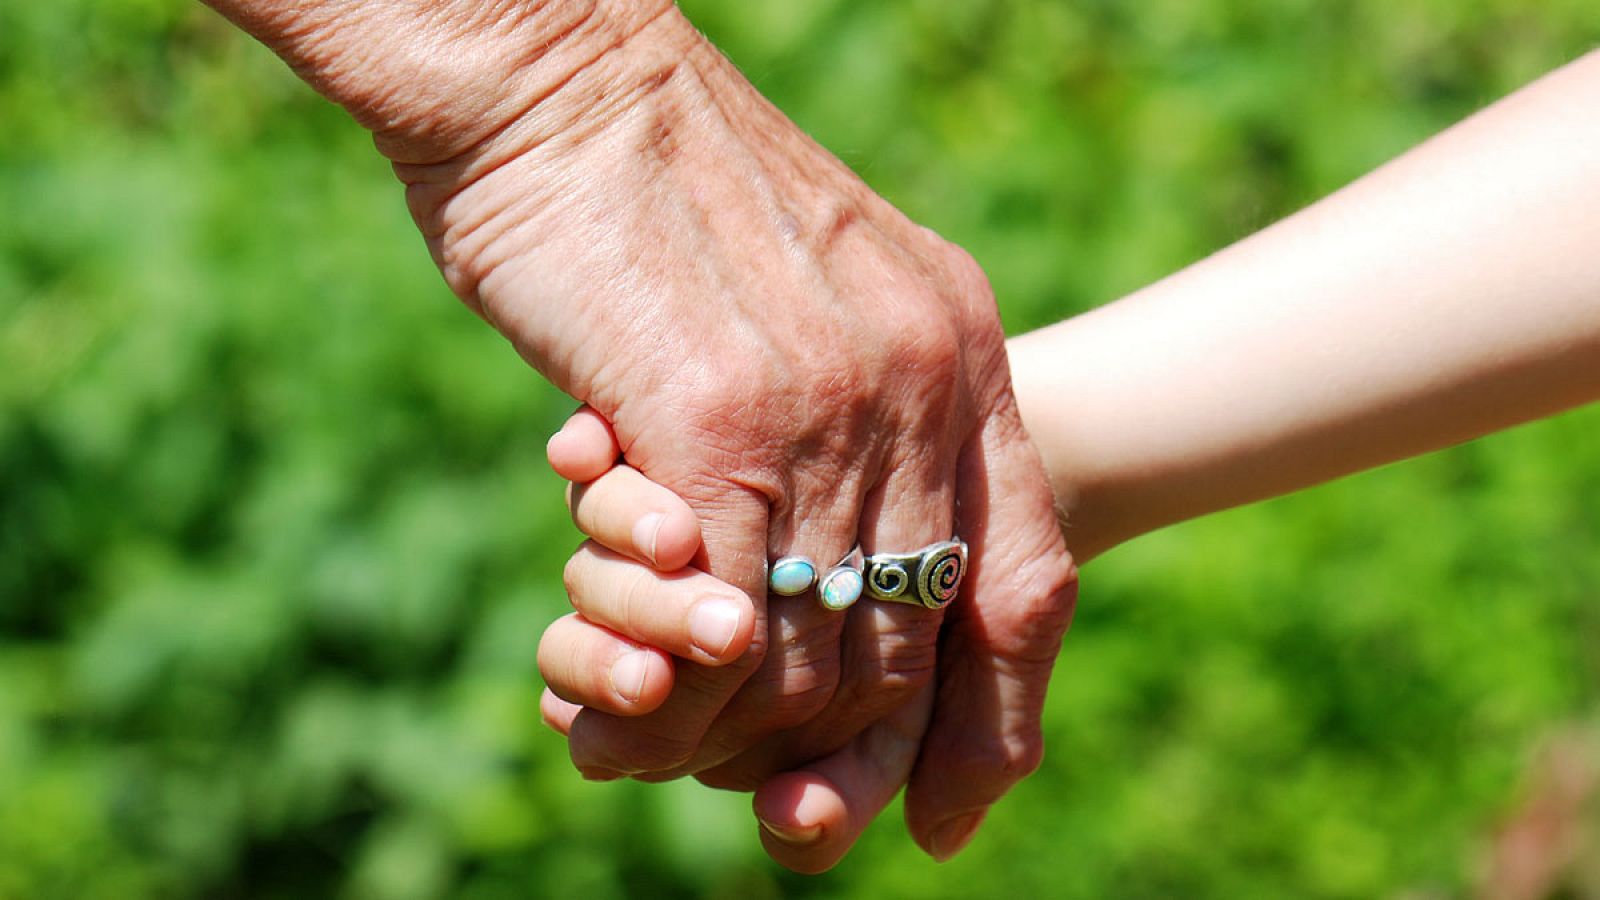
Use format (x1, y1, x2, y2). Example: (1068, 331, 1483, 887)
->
(4, 1, 1600, 897)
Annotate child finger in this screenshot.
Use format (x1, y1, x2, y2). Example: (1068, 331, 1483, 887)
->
(540, 687, 583, 735)
(538, 612, 676, 716)
(546, 405, 622, 483)
(568, 466, 702, 571)
(563, 541, 753, 666)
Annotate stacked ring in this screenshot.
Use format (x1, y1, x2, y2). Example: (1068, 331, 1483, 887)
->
(768, 547, 866, 611)
(768, 556, 818, 597)
(863, 540, 968, 610)
(817, 547, 865, 612)
(769, 539, 967, 612)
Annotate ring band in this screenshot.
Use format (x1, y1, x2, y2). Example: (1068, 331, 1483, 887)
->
(864, 540, 968, 610)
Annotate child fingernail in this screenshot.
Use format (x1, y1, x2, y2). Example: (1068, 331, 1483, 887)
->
(632, 512, 665, 565)
(689, 598, 744, 659)
(609, 651, 652, 704)
(545, 424, 574, 459)
(759, 818, 823, 847)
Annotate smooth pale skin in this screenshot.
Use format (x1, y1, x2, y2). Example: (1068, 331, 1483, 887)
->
(541, 51, 1600, 872)
(202, 0, 1077, 864)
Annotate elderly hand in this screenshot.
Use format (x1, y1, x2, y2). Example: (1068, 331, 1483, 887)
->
(542, 408, 1078, 870)
(206, 0, 1077, 865)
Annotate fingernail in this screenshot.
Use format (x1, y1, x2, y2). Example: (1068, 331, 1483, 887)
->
(928, 811, 986, 862)
(759, 818, 823, 847)
(609, 651, 651, 704)
(545, 423, 574, 458)
(689, 597, 744, 658)
(631, 512, 665, 566)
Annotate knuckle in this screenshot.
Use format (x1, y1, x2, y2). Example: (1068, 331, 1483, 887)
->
(938, 240, 997, 312)
(624, 736, 700, 771)
(536, 617, 590, 693)
(560, 546, 592, 603)
(572, 713, 707, 774)
(887, 309, 962, 382)
(846, 616, 940, 698)
(956, 728, 1045, 790)
(611, 733, 700, 773)
(765, 675, 837, 727)
(1003, 558, 1080, 666)
(632, 369, 788, 488)
(929, 242, 1008, 375)
(617, 566, 658, 635)
(1000, 729, 1046, 782)
(739, 648, 839, 729)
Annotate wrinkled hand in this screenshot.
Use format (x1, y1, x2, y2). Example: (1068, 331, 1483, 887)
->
(543, 406, 1079, 870)
(207, 0, 1077, 867)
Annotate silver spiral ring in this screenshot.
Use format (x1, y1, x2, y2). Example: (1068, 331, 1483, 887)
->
(864, 540, 967, 610)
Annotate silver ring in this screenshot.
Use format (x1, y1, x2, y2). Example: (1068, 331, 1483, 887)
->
(768, 547, 866, 612)
(864, 540, 967, 610)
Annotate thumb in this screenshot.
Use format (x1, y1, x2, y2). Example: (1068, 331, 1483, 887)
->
(904, 402, 1078, 860)
(750, 684, 934, 873)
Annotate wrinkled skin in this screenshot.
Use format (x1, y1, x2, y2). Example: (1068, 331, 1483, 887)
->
(205, 0, 1077, 869)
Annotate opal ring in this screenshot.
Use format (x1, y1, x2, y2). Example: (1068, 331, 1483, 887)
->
(769, 547, 866, 611)
(817, 547, 865, 612)
(864, 540, 968, 610)
(768, 556, 818, 597)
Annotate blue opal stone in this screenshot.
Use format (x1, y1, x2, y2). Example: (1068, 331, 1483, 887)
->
(769, 557, 817, 596)
(818, 569, 863, 611)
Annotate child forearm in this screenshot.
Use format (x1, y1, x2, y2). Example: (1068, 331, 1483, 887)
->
(1010, 51, 1600, 563)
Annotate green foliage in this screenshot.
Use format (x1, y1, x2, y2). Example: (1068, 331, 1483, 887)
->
(2, 1, 1597, 896)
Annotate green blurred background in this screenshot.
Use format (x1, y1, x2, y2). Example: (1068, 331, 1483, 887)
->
(4, 1, 1599, 897)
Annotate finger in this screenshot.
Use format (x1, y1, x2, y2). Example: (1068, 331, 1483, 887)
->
(540, 687, 582, 736)
(539, 692, 626, 781)
(567, 484, 769, 775)
(568, 466, 702, 570)
(703, 420, 961, 789)
(564, 541, 754, 666)
(676, 465, 871, 771)
(750, 683, 934, 873)
(547, 405, 621, 483)
(820, 432, 958, 740)
(904, 399, 1079, 861)
(538, 613, 676, 716)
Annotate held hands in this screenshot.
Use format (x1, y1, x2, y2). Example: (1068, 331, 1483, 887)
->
(541, 408, 1078, 871)
(201, 0, 1600, 872)
(206, 0, 1075, 869)
(363, 4, 1077, 864)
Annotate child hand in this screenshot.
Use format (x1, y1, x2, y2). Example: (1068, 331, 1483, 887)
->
(538, 407, 756, 728)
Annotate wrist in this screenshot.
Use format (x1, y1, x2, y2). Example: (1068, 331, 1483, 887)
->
(1007, 324, 1168, 565)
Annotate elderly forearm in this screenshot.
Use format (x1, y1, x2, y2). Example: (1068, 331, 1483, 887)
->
(200, 0, 679, 163)
(1011, 50, 1600, 563)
